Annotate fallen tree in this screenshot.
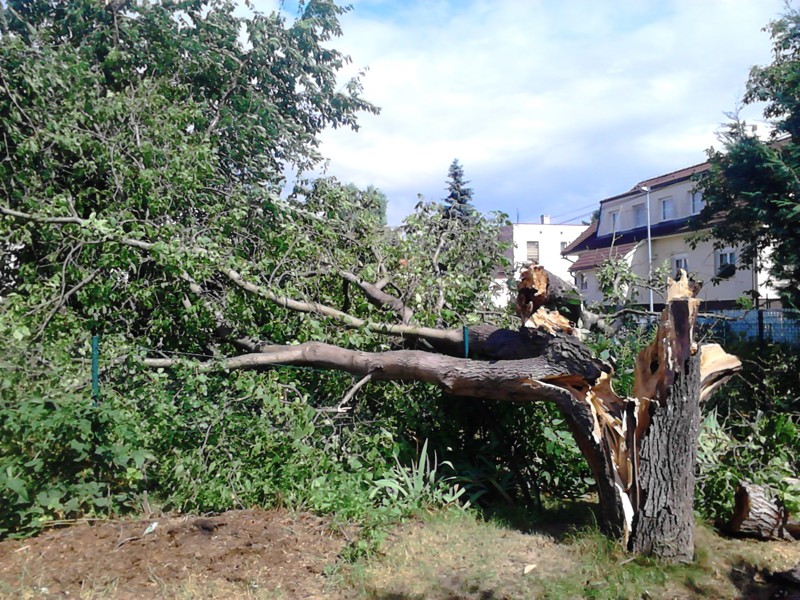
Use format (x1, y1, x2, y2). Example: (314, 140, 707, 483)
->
(0, 0, 743, 561)
(3, 190, 742, 560)
(2, 191, 741, 561)
(139, 263, 739, 562)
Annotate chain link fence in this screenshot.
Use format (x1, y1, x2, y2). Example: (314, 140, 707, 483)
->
(697, 309, 800, 346)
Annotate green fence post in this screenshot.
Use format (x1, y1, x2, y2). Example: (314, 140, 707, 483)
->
(92, 334, 100, 401)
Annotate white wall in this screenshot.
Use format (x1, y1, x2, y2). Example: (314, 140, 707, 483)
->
(510, 222, 587, 282)
(598, 235, 780, 307)
(597, 179, 702, 237)
(492, 221, 587, 307)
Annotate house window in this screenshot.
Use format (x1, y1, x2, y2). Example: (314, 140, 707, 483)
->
(609, 210, 619, 233)
(674, 255, 688, 273)
(526, 241, 540, 263)
(578, 273, 588, 291)
(690, 191, 704, 215)
(717, 249, 736, 276)
(661, 197, 675, 221)
(560, 241, 568, 252)
(633, 203, 646, 228)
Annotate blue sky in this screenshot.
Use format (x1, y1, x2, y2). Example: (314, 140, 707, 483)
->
(251, 0, 789, 225)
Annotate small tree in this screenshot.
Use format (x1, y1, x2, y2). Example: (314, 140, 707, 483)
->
(443, 159, 475, 220)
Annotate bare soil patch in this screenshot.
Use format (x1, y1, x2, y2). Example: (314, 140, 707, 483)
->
(0, 509, 346, 599)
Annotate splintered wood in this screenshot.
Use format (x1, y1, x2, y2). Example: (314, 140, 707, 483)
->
(516, 266, 574, 335)
(510, 267, 744, 561)
(634, 270, 740, 405)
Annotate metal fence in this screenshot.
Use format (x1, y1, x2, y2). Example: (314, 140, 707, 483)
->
(697, 309, 800, 346)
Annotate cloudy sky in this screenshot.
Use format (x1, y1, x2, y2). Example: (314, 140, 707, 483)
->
(253, 0, 787, 225)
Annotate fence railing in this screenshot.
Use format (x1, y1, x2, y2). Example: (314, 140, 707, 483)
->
(696, 309, 800, 346)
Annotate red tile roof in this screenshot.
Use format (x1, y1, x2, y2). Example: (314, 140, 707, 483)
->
(569, 243, 638, 273)
(561, 221, 596, 255)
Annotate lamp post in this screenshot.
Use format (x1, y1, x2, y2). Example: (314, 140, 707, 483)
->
(639, 185, 654, 312)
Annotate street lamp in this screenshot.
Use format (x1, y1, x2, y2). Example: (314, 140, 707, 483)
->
(639, 185, 654, 312)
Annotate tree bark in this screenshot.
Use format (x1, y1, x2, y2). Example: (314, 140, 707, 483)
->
(628, 313, 702, 560)
(728, 481, 795, 541)
(142, 268, 740, 562)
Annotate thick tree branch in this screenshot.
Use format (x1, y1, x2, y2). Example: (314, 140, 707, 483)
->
(141, 341, 591, 408)
(2, 205, 604, 375)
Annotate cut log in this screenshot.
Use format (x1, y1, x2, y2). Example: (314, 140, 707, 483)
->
(728, 481, 794, 541)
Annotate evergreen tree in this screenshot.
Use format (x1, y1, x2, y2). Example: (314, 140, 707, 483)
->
(443, 159, 475, 220)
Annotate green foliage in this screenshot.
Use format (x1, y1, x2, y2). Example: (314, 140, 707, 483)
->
(427, 399, 594, 509)
(594, 256, 672, 310)
(695, 7, 800, 308)
(584, 324, 653, 399)
(595, 256, 639, 308)
(706, 340, 800, 416)
(695, 339, 800, 523)
(696, 410, 800, 521)
(389, 200, 510, 327)
(369, 439, 466, 511)
(0, 0, 398, 536)
(0, 326, 150, 536)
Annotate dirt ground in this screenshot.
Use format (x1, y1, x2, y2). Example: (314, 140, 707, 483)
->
(1, 508, 799, 599)
(0, 509, 347, 599)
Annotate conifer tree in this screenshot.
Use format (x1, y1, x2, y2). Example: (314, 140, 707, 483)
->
(443, 159, 474, 220)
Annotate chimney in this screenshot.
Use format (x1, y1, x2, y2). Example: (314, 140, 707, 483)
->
(540, 214, 550, 224)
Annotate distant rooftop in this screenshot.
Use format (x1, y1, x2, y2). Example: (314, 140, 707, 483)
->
(599, 161, 710, 205)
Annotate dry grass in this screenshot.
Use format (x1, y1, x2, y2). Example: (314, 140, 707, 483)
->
(344, 510, 800, 600)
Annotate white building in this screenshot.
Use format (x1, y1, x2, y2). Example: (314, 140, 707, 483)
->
(494, 215, 586, 305)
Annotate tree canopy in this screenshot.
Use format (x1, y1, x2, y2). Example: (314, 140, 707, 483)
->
(696, 7, 800, 308)
(0, 0, 518, 537)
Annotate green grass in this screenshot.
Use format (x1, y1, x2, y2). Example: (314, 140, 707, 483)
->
(341, 508, 799, 599)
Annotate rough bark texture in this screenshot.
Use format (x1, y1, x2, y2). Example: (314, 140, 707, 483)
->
(628, 322, 702, 561)
(569, 271, 741, 560)
(2, 206, 750, 561)
(728, 481, 794, 541)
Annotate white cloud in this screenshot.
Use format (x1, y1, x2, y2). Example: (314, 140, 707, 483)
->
(256, 0, 788, 224)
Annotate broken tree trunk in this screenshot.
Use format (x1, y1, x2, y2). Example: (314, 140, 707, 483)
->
(0, 203, 748, 563)
(538, 268, 742, 562)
